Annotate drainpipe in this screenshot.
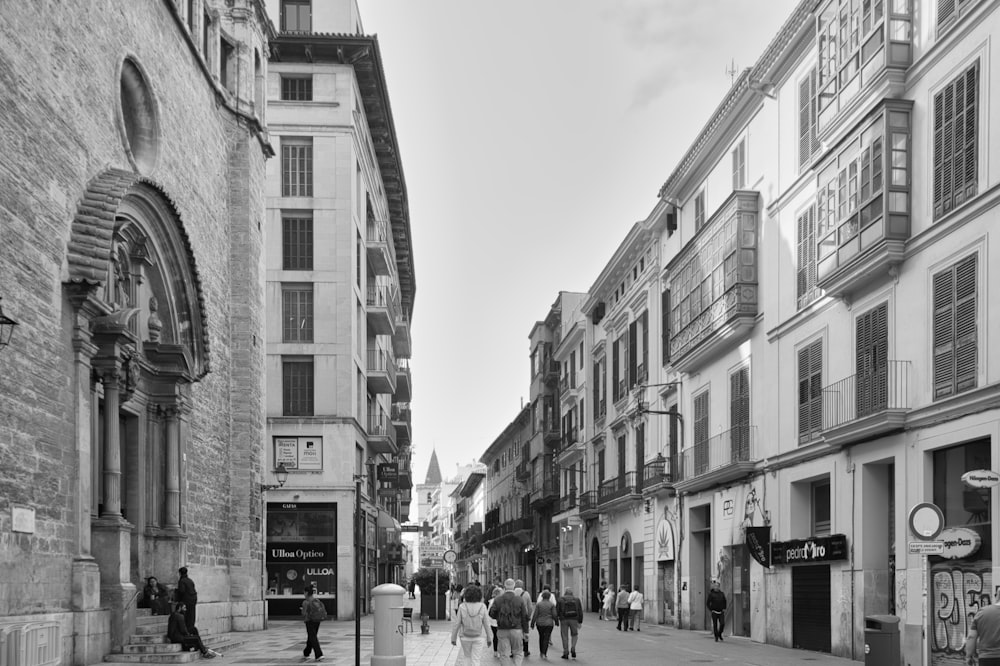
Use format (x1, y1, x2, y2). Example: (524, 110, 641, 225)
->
(677, 493, 685, 629)
(849, 459, 857, 661)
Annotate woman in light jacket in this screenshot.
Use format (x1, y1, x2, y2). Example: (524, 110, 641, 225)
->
(602, 586, 616, 621)
(450, 585, 491, 665)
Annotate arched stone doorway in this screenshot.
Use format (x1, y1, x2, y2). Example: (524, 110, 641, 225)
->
(64, 169, 210, 646)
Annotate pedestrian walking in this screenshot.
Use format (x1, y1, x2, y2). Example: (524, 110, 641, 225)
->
(450, 585, 490, 666)
(707, 579, 727, 642)
(596, 581, 607, 620)
(175, 567, 198, 633)
(488, 578, 528, 666)
(514, 579, 534, 657)
(530, 590, 558, 660)
(300, 586, 328, 661)
(627, 586, 645, 631)
(601, 587, 615, 622)
(966, 595, 1000, 665)
(555, 588, 583, 660)
(486, 588, 501, 658)
(167, 602, 219, 658)
(615, 585, 630, 631)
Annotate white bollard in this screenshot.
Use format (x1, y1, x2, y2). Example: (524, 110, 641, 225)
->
(371, 583, 406, 666)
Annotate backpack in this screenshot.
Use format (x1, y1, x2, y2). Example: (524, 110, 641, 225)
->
(493, 595, 519, 629)
(460, 605, 484, 637)
(562, 598, 579, 619)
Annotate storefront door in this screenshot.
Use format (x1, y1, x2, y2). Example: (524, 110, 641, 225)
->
(791, 564, 830, 652)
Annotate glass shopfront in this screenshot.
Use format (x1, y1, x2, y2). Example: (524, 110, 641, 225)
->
(266, 502, 337, 617)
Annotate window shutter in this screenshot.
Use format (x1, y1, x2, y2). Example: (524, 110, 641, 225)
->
(798, 69, 818, 169)
(628, 321, 637, 387)
(933, 255, 977, 399)
(954, 255, 978, 392)
(593, 361, 600, 414)
(934, 62, 979, 219)
(730, 367, 750, 461)
(612, 340, 620, 401)
(856, 303, 888, 415)
(796, 205, 817, 307)
(640, 311, 649, 379)
(661, 288, 671, 365)
(693, 391, 709, 474)
(798, 341, 822, 440)
(938, 0, 956, 26)
(933, 268, 956, 397)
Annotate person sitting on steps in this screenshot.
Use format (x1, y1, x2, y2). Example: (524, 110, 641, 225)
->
(168, 602, 221, 659)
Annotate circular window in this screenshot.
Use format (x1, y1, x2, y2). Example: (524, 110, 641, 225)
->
(119, 59, 160, 174)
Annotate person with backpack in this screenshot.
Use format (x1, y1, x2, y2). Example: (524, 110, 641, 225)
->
(555, 588, 584, 660)
(530, 590, 559, 659)
(450, 585, 491, 665)
(300, 586, 328, 661)
(488, 578, 528, 666)
(513, 579, 534, 657)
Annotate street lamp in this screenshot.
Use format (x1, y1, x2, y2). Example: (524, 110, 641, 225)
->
(262, 462, 289, 491)
(629, 382, 684, 425)
(0, 297, 19, 351)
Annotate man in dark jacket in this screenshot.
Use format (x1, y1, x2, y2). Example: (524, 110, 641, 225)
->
(176, 567, 198, 632)
(556, 588, 584, 660)
(707, 579, 727, 641)
(167, 603, 216, 658)
(489, 578, 528, 666)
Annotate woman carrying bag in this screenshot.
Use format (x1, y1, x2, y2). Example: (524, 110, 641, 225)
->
(450, 585, 491, 665)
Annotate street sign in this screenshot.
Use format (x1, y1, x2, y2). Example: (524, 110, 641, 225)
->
(422, 557, 444, 568)
(908, 502, 945, 540)
(908, 540, 944, 555)
(401, 522, 433, 534)
(443, 549, 457, 564)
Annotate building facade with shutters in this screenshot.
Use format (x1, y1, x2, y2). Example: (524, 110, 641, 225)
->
(0, 1, 273, 663)
(262, 0, 415, 620)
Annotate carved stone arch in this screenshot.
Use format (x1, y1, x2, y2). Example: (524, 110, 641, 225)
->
(66, 168, 211, 379)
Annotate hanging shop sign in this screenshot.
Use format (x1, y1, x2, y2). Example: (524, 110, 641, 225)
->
(937, 527, 982, 560)
(961, 470, 1000, 489)
(656, 517, 675, 561)
(771, 534, 848, 565)
(745, 526, 771, 568)
(377, 463, 399, 487)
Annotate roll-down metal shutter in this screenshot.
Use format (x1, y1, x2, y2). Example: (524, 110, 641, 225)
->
(792, 564, 831, 653)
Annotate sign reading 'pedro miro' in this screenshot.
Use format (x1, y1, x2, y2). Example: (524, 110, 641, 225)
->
(771, 534, 848, 565)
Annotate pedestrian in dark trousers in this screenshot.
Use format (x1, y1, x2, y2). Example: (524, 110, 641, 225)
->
(514, 579, 534, 657)
(301, 586, 328, 661)
(530, 590, 558, 659)
(966, 595, 1000, 665)
(615, 585, 631, 631)
(167, 603, 218, 658)
(175, 567, 198, 633)
(707, 579, 727, 642)
(555, 588, 584, 660)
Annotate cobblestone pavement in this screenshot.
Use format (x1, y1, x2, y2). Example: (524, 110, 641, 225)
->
(219, 611, 865, 665)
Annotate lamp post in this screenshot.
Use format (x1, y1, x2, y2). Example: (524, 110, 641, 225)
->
(260, 463, 289, 629)
(353, 457, 373, 666)
(0, 297, 19, 351)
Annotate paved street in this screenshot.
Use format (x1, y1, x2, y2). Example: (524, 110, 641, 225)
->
(219, 612, 863, 665)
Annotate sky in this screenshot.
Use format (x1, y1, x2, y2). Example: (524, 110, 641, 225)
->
(359, 0, 802, 489)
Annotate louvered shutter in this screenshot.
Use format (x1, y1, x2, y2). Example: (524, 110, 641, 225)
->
(662, 288, 671, 365)
(934, 62, 979, 219)
(798, 341, 822, 441)
(933, 267, 956, 398)
(612, 340, 620, 401)
(938, 0, 956, 26)
(798, 68, 818, 169)
(640, 311, 649, 380)
(796, 205, 817, 306)
(954, 255, 978, 392)
(694, 391, 709, 474)
(730, 367, 750, 462)
(628, 321, 638, 387)
(593, 361, 601, 415)
(856, 303, 888, 417)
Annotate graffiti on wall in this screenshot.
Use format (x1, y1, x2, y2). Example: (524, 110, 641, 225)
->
(930, 561, 992, 664)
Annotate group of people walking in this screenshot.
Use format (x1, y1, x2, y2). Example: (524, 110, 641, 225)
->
(450, 578, 584, 664)
(596, 582, 645, 631)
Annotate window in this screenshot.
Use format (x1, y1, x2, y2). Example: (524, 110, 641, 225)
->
(694, 191, 705, 230)
(661, 288, 670, 366)
(730, 366, 749, 461)
(281, 0, 312, 32)
(933, 61, 979, 220)
(281, 137, 313, 197)
(812, 481, 831, 535)
(933, 438, 991, 561)
(281, 76, 313, 101)
(798, 340, 823, 442)
(282, 356, 314, 416)
(796, 204, 818, 308)
(187, 0, 197, 33)
(202, 10, 210, 56)
(693, 391, 710, 475)
(282, 213, 313, 270)
(938, 0, 980, 30)
(732, 139, 746, 189)
(219, 36, 234, 91)
(799, 67, 819, 169)
(856, 302, 888, 417)
(933, 254, 977, 399)
(282, 284, 313, 342)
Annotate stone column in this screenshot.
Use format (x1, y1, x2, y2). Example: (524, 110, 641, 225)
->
(164, 406, 181, 530)
(101, 368, 123, 517)
(71, 313, 101, 612)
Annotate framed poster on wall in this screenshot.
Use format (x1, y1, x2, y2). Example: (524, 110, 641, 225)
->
(273, 436, 323, 470)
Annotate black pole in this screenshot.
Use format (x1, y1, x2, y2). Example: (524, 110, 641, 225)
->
(355, 476, 361, 666)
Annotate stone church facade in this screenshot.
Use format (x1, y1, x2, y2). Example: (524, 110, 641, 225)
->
(0, 1, 273, 663)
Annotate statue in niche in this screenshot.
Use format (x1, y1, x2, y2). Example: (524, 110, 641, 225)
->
(119, 346, 141, 403)
(147, 296, 163, 343)
(108, 238, 132, 311)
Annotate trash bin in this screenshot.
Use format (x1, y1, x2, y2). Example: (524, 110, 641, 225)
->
(864, 614, 900, 666)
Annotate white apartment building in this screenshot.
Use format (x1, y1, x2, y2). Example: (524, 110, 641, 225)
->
(262, 0, 415, 620)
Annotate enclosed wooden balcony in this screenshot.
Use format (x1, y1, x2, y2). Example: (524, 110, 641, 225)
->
(666, 190, 760, 372)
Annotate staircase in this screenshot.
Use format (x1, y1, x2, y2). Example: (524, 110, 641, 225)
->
(101, 610, 252, 664)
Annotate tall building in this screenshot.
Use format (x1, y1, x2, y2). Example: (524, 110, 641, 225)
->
(0, 1, 272, 662)
(262, 0, 415, 620)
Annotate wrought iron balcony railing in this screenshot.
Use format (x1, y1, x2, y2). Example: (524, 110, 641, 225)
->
(598, 472, 639, 506)
(805, 360, 911, 445)
(681, 425, 755, 480)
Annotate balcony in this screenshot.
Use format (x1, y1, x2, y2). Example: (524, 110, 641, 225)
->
(367, 410, 397, 455)
(666, 190, 759, 373)
(597, 472, 641, 511)
(366, 284, 398, 335)
(509, 516, 533, 539)
(515, 459, 530, 481)
(554, 492, 579, 518)
(366, 218, 393, 276)
(395, 359, 411, 402)
(530, 475, 559, 510)
(559, 429, 580, 455)
(392, 403, 411, 448)
(815, 101, 912, 299)
(578, 491, 598, 518)
(641, 455, 675, 495)
(393, 311, 411, 358)
(675, 425, 757, 494)
(542, 418, 560, 445)
(367, 347, 397, 394)
(814, 360, 911, 449)
(543, 359, 560, 386)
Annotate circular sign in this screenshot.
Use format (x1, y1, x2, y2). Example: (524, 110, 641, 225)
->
(962, 469, 1000, 489)
(938, 527, 982, 560)
(443, 549, 457, 564)
(908, 502, 945, 540)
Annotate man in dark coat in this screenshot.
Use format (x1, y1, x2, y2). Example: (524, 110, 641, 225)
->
(176, 567, 198, 633)
(167, 602, 216, 658)
(707, 579, 727, 641)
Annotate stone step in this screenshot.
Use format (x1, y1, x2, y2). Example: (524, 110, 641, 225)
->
(104, 634, 249, 664)
(129, 635, 169, 645)
(132, 622, 169, 635)
(122, 644, 182, 655)
(136, 614, 170, 627)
